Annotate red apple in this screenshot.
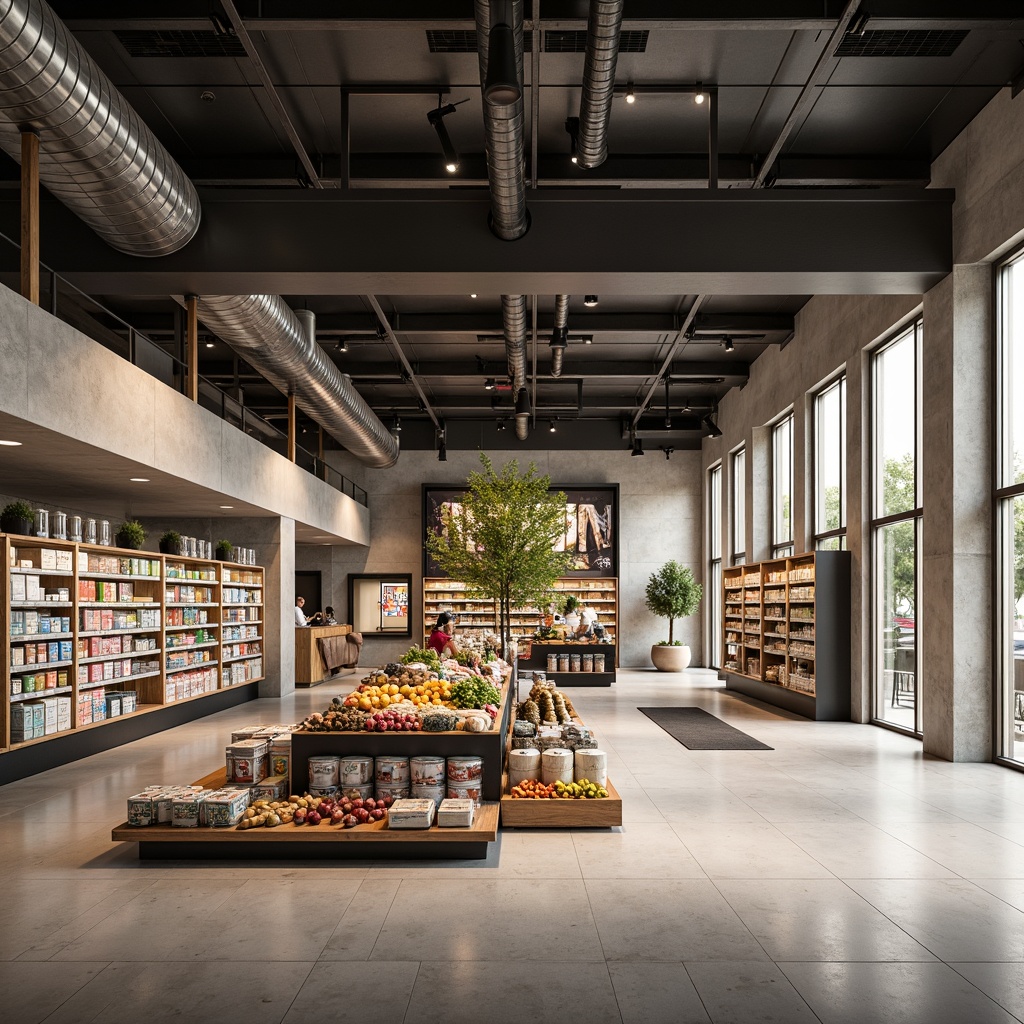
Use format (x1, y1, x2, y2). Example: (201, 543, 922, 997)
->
(364, 798, 376, 811)
(330, 808, 345, 824)
(306, 810, 322, 825)
(356, 808, 370, 823)
(371, 808, 385, 821)
(343, 814, 358, 828)
(351, 798, 363, 810)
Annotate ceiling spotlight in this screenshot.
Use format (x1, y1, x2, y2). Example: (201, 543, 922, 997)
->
(702, 413, 724, 438)
(723, 336, 735, 353)
(437, 422, 447, 461)
(484, 378, 496, 391)
(219, 505, 234, 509)
(625, 83, 636, 105)
(566, 116, 580, 164)
(0, 439, 22, 446)
(390, 414, 402, 442)
(549, 420, 557, 433)
(695, 82, 706, 105)
(130, 477, 150, 482)
(583, 336, 593, 345)
(584, 295, 599, 307)
(483, 10, 522, 106)
(337, 338, 349, 353)
(205, 341, 214, 349)
(631, 438, 645, 457)
(662, 446, 674, 460)
(497, 418, 507, 432)
(470, 293, 478, 299)
(427, 96, 464, 174)
(438, 442, 447, 462)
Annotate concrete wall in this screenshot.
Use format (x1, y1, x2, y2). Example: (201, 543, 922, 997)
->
(315, 446, 704, 669)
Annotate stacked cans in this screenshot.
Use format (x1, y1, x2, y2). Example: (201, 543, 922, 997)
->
(411, 756, 446, 807)
(447, 756, 483, 807)
(340, 756, 374, 800)
(307, 755, 340, 798)
(375, 756, 410, 803)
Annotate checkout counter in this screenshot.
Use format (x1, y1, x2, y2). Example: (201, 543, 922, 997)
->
(295, 624, 361, 687)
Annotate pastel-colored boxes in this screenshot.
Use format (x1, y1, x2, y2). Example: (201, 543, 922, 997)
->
(437, 798, 475, 828)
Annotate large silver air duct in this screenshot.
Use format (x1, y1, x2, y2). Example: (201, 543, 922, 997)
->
(550, 294, 569, 377)
(576, 0, 624, 170)
(196, 296, 399, 470)
(501, 294, 531, 440)
(0, 0, 200, 256)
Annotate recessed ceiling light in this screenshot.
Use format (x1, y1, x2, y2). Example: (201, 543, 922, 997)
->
(470, 293, 477, 299)
(219, 505, 234, 509)
(695, 82, 706, 105)
(130, 477, 149, 482)
(584, 295, 599, 307)
(625, 83, 635, 105)
(0, 439, 22, 446)
(205, 341, 214, 349)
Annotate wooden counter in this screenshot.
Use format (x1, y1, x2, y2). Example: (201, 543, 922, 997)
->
(295, 624, 353, 687)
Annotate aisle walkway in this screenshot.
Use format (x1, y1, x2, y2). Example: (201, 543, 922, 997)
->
(4, 669, 1024, 1023)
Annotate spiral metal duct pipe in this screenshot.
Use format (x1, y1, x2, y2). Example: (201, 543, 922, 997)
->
(196, 295, 400, 469)
(550, 294, 569, 377)
(0, 0, 200, 256)
(576, 0, 624, 170)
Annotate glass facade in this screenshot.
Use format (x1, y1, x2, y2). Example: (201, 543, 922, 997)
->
(815, 376, 846, 550)
(732, 447, 746, 565)
(708, 464, 723, 669)
(772, 414, 794, 557)
(871, 322, 922, 734)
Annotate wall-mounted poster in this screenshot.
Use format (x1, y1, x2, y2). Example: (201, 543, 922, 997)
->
(423, 484, 618, 578)
(348, 574, 412, 637)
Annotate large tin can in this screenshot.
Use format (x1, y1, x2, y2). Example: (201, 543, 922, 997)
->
(374, 755, 410, 785)
(447, 756, 483, 782)
(308, 754, 341, 790)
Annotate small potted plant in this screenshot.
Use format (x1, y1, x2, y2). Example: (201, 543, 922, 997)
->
(1, 500, 35, 536)
(158, 530, 182, 555)
(215, 539, 234, 562)
(115, 519, 146, 550)
(645, 560, 703, 672)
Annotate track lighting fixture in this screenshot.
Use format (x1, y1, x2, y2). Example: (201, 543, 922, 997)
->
(497, 418, 507, 432)
(438, 442, 447, 462)
(549, 420, 556, 433)
(584, 295, 599, 307)
(723, 336, 735, 353)
(389, 415, 401, 441)
(631, 438, 645, 457)
(702, 413, 723, 438)
(662, 446, 674, 460)
(566, 116, 580, 164)
(695, 82, 706, 105)
(436, 422, 447, 461)
(625, 83, 635, 105)
(583, 336, 593, 345)
(484, 378, 496, 391)
(427, 95, 467, 174)
(337, 338, 348, 353)
(514, 387, 532, 439)
(483, 4, 521, 106)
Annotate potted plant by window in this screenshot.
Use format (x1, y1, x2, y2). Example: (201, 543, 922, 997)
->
(215, 539, 234, 562)
(1, 500, 35, 536)
(115, 519, 146, 551)
(159, 530, 182, 555)
(645, 560, 703, 672)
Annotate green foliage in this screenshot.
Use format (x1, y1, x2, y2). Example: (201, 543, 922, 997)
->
(1016, 496, 1024, 605)
(115, 519, 146, 548)
(879, 454, 917, 614)
(425, 454, 574, 649)
(401, 646, 441, 672)
(645, 560, 703, 644)
(215, 539, 233, 560)
(160, 530, 181, 545)
(2, 500, 33, 521)
(447, 676, 501, 709)
(563, 594, 580, 614)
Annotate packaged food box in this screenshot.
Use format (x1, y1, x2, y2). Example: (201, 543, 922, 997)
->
(268, 737, 291, 780)
(437, 798, 475, 828)
(42, 697, 58, 735)
(127, 793, 156, 826)
(56, 696, 72, 732)
(202, 789, 251, 827)
(250, 775, 288, 801)
(171, 791, 210, 828)
(388, 798, 437, 829)
(10, 702, 44, 742)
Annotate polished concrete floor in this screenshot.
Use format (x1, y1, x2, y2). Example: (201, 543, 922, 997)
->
(5, 668, 1024, 1023)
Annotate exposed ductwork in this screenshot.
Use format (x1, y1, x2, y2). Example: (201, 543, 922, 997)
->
(550, 294, 569, 377)
(0, 0, 200, 256)
(576, 0, 624, 170)
(474, 0, 528, 241)
(195, 295, 400, 469)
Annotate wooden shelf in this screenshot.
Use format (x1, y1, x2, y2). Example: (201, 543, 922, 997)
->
(165, 659, 218, 675)
(79, 650, 160, 664)
(11, 685, 73, 701)
(78, 670, 161, 689)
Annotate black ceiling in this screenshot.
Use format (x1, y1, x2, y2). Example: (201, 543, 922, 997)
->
(5, 2, 1023, 452)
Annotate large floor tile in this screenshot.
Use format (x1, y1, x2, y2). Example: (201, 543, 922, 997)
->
(950, 962, 1024, 1021)
(716, 878, 935, 962)
(847, 878, 1024, 961)
(586, 879, 768, 962)
(677, 822, 834, 879)
(608, 961, 711, 1023)
(643, 786, 768, 824)
(876, 821, 1024, 878)
(573, 822, 706, 879)
(283, 961, 419, 1023)
(319, 878, 402, 960)
(404, 960, 621, 1024)
(686, 960, 821, 1023)
(369, 879, 605, 961)
(0, 961, 109, 1024)
(780, 961, 1018, 1024)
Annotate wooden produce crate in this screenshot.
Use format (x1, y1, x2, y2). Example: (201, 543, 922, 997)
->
(500, 776, 622, 828)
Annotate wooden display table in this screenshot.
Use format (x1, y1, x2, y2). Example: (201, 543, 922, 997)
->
(520, 640, 617, 686)
(500, 777, 622, 828)
(295, 624, 354, 687)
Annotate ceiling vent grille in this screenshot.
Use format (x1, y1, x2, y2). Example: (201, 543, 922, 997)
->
(426, 29, 533, 52)
(835, 29, 967, 58)
(115, 30, 246, 58)
(544, 29, 648, 53)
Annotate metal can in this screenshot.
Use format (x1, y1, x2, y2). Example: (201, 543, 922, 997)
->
(447, 780, 483, 807)
(308, 754, 341, 790)
(447, 756, 483, 782)
(374, 756, 410, 785)
(308, 785, 341, 800)
(339, 755, 374, 786)
(341, 783, 374, 801)
(410, 756, 446, 787)
(375, 783, 410, 803)
(411, 782, 446, 808)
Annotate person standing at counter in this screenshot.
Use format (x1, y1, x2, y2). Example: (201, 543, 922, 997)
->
(427, 611, 460, 658)
(294, 596, 309, 626)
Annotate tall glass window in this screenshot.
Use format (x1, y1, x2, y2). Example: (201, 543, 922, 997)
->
(731, 447, 746, 565)
(708, 463, 723, 668)
(772, 413, 794, 557)
(997, 250, 1024, 763)
(871, 321, 923, 734)
(815, 375, 847, 550)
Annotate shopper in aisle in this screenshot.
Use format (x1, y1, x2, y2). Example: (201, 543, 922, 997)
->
(294, 596, 309, 626)
(308, 605, 337, 626)
(427, 610, 460, 658)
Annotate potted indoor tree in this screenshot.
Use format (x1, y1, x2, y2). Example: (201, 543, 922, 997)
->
(159, 530, 182, 555)
(215, 539, 234, 562)
(115, 519, 146, 550)
(645, 560, 703, 672)
(1, 500, 35, 536)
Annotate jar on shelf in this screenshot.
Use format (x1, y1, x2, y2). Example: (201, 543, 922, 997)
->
(570, 653, 581, 672)
(34, 508, 49, 538)
(69, 515, 82, 542)
(547, 653, 558, 672)
(52, 511, 67, 540)
(557, 654, 570, 672)
(99, 520, 111, 546)
(594, 653, 606, 672)
(84, 519, 97, 544)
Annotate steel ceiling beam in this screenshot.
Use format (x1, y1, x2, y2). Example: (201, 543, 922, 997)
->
(0, 187, 952, 296)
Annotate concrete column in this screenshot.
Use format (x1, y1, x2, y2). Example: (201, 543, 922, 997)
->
(257, 516, 296, 698)
(846, 350, 871, 723)
(921, 264, 993, 761)
(749, 425, 771, 561)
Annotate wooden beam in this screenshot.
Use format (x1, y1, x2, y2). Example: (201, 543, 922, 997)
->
(287, 394, 297, 462)
(20, 130, 39, 305)
(185, 294, 199, 402)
